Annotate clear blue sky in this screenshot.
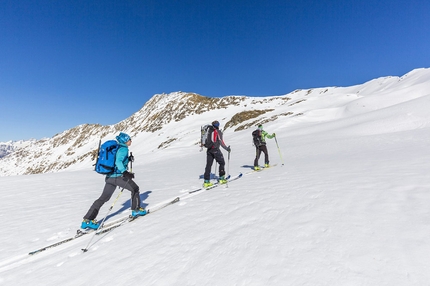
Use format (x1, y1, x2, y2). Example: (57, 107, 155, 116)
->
(1, 0, 429, 142)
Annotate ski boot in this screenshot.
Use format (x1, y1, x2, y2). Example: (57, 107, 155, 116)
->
(81, 219, 100, 230)
(203, 180, 213, 188)
(131, 207, 147, 218)
(264, 163, 269, 168)
(254, 166, 260, 171)
(219, 176, 228, 184)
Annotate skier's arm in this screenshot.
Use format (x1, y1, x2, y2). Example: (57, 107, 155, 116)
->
(263, 130, 275, 139)
(218, 131, 230, 151)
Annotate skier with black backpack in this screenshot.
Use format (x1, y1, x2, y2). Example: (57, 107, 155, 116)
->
(81, 132, 146, 230)
(201, 120, 231, 188)
(252, 124, 275, 170)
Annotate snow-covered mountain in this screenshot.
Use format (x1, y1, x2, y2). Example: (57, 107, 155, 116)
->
(0, 140, 36, 159)
(1, 68, 430, 177)
(0, 143, 14, 159)
(1, 68, 430, 285)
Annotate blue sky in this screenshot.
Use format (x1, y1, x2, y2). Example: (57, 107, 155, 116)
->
(1, 0, 429, 142)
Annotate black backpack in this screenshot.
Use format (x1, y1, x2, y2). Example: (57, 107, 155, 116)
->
(201, 125, 215, 148)
(252, 129, 264, 147)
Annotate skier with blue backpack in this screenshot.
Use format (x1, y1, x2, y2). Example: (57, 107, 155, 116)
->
(81, 132, 146, 230)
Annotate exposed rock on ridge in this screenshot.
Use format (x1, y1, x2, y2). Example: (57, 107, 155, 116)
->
(0, 92, 292, 176)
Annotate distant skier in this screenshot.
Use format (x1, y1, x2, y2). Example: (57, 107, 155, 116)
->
(81, 132, 146, 230)
(252, 124, 275, 170)
(203, 120, 231, 188)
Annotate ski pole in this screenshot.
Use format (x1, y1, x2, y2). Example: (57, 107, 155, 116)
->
(129, 152, 134, 173)
(99, 181, 129, 229)
(227, 147, 231, 176)
(274, 136, 285, 166)
(226, 148, 231, 188)
(82, 179, 130, 252)
(93, 139, 101, 170)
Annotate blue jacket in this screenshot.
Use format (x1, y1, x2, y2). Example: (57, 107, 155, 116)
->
(107, 142, 129, 178)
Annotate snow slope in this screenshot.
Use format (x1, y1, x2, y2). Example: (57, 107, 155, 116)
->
(1, 70, 430, 285)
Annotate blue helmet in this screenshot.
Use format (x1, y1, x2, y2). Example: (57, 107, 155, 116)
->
(116, 132, 131, 144)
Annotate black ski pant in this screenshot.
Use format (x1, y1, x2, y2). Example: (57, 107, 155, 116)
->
(83, 176, 140, 221)
(204, 148, 225, 181)
(254, 145, 269, 167)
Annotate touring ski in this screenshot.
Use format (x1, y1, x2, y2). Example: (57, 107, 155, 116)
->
(247, 164, 278, 174)
(94, 197, 180, 235)
(28, 215, 131, 255)
(81, 196, 180, 252)
(29, 197, 180, 255)
(189, 173, 243, 194)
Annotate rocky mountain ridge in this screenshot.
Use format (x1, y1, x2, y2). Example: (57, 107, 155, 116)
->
(0, 91, 293, 176)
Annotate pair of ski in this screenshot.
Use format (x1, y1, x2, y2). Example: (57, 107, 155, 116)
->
(28, 173, 243, 255)
(189, 172, 243, 194)
(247, 164, 278, 175)
(28, 197, 180, 255)
(92, 196, 181, 236)
(27, 219, 124, 256)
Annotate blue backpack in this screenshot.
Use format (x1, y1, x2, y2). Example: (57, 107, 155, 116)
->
(95, 140, 120, 174)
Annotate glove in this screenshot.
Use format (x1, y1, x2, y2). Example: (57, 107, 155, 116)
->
(123, 171, 135, 180)
(272, 133, 276, 137)
(227, 146, 231, 153)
